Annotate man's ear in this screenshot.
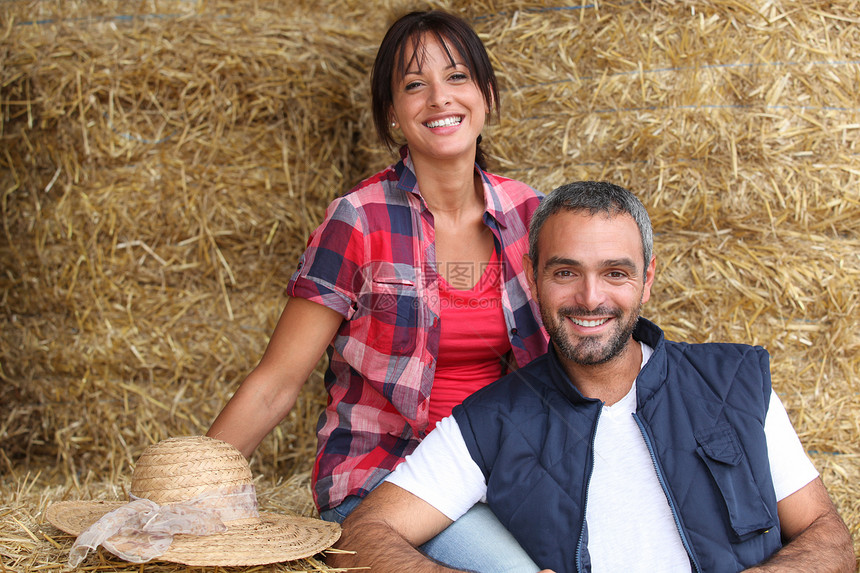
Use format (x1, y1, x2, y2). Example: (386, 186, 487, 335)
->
(641, 255, 656, 305)
(523, 254, 538, 299)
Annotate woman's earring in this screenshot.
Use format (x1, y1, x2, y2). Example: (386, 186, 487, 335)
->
(391, 121, 397, 128)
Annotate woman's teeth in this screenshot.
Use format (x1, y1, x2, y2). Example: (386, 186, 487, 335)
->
(425, 116, 462, 128)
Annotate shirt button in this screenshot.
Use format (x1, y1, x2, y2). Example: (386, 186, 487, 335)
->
(511, 328, 518, 335)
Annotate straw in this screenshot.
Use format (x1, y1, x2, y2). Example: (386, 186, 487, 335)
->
(2, 0, 859, 565)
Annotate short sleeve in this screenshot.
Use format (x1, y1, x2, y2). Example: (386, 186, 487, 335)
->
(385, 415, 488, 521)
(765, 390, 819, 501)
(287, 197, 366, 319)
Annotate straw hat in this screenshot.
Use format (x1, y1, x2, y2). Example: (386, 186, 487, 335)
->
(46, 436, 341, 567)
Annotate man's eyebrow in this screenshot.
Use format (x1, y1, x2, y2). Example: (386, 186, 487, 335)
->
(543, 256, 639, 271)
(543, 256, 581, 268)
(604, 258, 639, 271)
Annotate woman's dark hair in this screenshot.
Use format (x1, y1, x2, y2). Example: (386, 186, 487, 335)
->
(370, 10, 499, 170)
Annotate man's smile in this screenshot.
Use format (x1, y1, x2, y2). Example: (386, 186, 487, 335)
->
(567, 316, 611, 328)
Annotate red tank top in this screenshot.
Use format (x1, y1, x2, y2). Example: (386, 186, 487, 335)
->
(429, 250, 512, 429)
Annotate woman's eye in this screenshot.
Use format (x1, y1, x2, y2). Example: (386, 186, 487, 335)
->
(450, 72, 468, 82)
(405, 81, 422, 90)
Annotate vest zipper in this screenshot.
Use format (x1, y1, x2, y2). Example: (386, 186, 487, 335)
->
(632, 412, 702, 573)
(575, 407, 601, 573)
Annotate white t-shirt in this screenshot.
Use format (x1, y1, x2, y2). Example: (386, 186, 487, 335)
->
(386, 343, 819, 571)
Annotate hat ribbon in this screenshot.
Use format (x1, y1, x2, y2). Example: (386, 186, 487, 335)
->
(68, 483, 259, 566)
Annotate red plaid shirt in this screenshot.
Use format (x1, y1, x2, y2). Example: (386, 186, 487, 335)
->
(287, 148, 547, 511)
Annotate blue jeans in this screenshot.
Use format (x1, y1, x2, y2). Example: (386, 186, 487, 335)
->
(321, 496, 539, 573)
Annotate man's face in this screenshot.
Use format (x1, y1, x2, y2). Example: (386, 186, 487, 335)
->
(526, 210, 655, 366)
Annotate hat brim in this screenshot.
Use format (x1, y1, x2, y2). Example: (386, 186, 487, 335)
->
(46, 500, 341, 566)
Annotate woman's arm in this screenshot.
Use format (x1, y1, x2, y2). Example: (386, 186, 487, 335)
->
(206, 296, 343, 458)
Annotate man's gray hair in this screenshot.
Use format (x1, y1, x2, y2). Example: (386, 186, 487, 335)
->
(528, 181, 653, 277)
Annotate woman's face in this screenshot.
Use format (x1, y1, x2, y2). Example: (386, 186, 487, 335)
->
(389, 34, 489, 166)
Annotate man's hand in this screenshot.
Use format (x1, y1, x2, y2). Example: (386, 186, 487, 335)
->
(327, 482, 460, 572)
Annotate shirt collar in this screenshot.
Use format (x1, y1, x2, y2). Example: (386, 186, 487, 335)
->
(394, 145, 509, 229)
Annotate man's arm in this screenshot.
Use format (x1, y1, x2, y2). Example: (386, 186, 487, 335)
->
(327, 481, 461, 572)
(745, 477, 855, 572)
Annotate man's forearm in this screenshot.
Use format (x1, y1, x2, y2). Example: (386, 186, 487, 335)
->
(745, 510, 855, 572)
(328, 519, 466, 572)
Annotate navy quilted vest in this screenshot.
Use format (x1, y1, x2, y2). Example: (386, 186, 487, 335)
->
(452, 318, 782, 573)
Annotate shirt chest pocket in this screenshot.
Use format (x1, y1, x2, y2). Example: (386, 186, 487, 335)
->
(355, 264, 419, 355)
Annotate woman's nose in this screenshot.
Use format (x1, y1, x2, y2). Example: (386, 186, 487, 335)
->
(427, 81, 451, 107)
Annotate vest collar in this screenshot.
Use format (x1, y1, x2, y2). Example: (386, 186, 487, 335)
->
(545, 345, 590, 404)
(632, 317, 669, 407)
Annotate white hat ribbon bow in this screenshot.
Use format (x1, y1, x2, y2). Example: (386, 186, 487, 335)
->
(69, 483, 259, 566)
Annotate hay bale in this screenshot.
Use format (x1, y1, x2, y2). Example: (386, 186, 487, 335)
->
(474, 1, 860, 549)
(471, 1, 860, 551)
(0, 1, 375, 481)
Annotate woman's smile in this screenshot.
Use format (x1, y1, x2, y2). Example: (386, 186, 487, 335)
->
(390, 35, 488, 164)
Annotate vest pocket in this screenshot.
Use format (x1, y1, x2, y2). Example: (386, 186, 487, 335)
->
(695, 423, 777, 541)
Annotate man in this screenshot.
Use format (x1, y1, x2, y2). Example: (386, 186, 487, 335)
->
(328, 182, 854, 573)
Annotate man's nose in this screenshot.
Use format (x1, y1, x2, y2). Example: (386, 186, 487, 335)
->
(573, 275, 603, 310)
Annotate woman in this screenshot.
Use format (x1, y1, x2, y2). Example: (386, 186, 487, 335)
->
(208, 10, 546, 571)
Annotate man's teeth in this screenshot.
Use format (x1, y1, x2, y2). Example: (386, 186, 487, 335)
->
(425, 116, 462, 128)
(569, 317, 609, 327)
